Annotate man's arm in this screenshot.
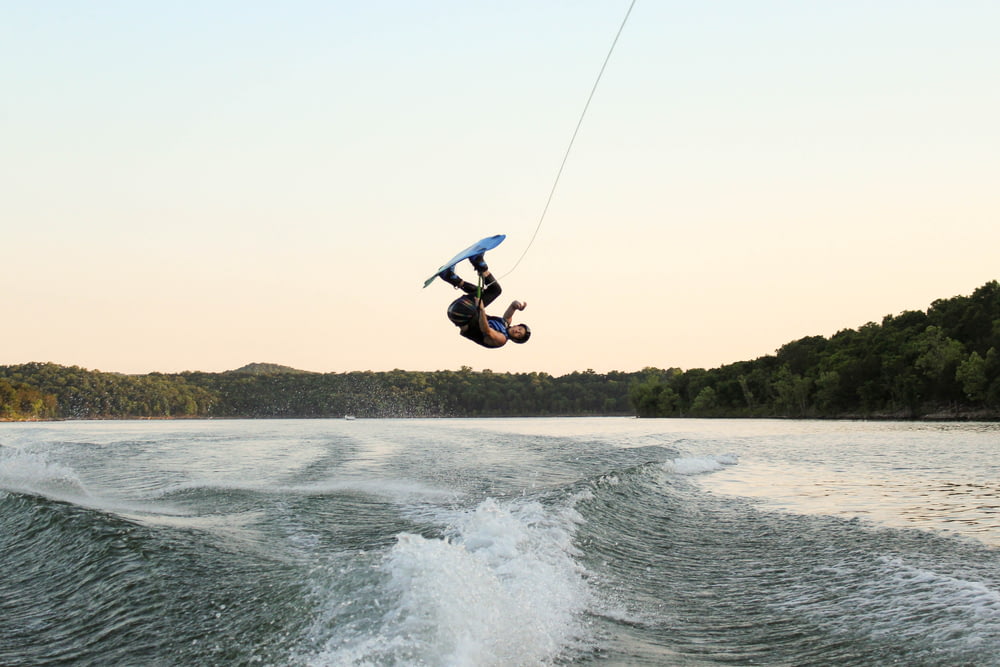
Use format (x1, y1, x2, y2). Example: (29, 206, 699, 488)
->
(477, 299, 508, 347)
(502, 300, 527, 325)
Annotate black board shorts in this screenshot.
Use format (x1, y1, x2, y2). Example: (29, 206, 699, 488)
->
(447, 295, 479, 327)
(446, 277, 502, 327)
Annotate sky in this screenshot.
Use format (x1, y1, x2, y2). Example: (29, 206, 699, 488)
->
(3, 1, 999, 377)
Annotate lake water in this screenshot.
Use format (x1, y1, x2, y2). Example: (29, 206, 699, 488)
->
(2, 418, 998, 666)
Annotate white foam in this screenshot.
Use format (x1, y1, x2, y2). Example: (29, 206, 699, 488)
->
(0, 447, 186, 518)
(0, 448, 88, 498)
(307, 497, 591, 666)
(663, 454, 739, 476)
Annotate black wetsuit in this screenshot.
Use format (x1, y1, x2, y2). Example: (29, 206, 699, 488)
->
(443, 272, 505, 347)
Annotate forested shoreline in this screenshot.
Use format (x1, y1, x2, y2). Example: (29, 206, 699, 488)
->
(0, 363, 634, 420)
(3, 281, 999, 421)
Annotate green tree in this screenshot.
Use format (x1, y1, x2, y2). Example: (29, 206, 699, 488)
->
(690, 386, 718, 415)
(813, 370, 840, 415)
(772, 365, 812, 416)
(913, 325, 965, 403)
(956, 351, 988, 403)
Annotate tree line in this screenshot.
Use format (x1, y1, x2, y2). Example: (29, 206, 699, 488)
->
(630, 280, 1000, 418)
(2, 281, 999, 421)
(0, 363, 634, 420)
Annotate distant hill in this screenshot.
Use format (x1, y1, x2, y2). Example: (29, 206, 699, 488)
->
(227, 362, 312, 375)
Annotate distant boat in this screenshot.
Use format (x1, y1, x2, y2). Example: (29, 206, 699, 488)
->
(344, 415, 356, 420)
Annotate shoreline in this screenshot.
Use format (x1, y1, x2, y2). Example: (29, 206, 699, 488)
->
(4, 413, 999, 424)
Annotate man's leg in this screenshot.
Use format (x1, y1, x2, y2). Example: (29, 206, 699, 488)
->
(469, 255, 502, 307)
(439, 268, 478, 296)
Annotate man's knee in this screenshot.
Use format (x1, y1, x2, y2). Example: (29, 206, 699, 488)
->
(481, 281, 502, 305)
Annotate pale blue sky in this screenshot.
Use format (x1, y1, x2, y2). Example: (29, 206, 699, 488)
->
(4, 1, 999, 375)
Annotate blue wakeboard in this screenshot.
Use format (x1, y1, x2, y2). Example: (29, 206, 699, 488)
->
(423, 234, 506, 288)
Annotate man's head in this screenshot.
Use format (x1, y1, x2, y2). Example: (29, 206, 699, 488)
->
(508, 323, 531, 344)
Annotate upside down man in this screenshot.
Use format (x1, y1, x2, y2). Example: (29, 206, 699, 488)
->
(438, 253, 531, 348)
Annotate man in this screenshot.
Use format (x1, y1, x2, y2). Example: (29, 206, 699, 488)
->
(439, 253, 531, 348)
